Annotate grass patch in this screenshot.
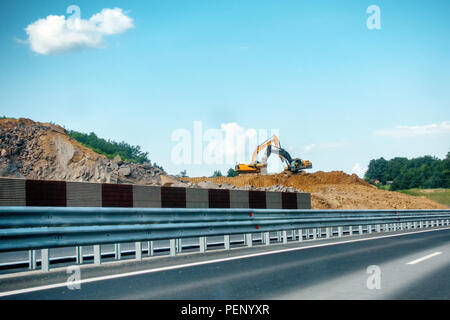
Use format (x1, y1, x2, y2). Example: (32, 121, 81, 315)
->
(397, 188, 450, 206)
(376, 184, 391, 191)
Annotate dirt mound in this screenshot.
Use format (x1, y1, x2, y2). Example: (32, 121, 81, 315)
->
(0, 118, 164, 184)
(184, 172, 446, 209)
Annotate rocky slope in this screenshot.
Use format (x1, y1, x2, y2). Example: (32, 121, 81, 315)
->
(0, 118, 164, 184)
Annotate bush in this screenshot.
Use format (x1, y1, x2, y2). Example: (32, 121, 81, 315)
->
(68, 130, 151, 164)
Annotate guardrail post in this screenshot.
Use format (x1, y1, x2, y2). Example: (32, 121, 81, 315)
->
(338, 226, 343, 237)
(28, 249, 36, 270)
(297, 229, 302, 242)
(326, 227, 331, 238)
(312, 228, 317, 240)
(199, 237, 206, 253)
(169, 239, 176, 256)
(93, 245, 101, 265)
(265, 232, 271, 245)
(359, 225, 363, 234)
(135, 242, 142, 261)
(282, 230, 288, 244)
(224, 235, 230, 250)
(246, 233, 253, 247)
(368, 225, 372, 234)
(376, 224, 381, 232)
(148, 241, 153, 256)
(114, 243, 121, 260)
(349, 226, 353, 235)
(276, 231, 282, 242)
(41, 249, 49, 272)
(176, 239, 182, 253)
(76, 246, 83, 264)
(291, 230, 296, 241)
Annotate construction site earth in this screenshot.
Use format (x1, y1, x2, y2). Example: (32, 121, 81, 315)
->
(0, 118, 447, 210)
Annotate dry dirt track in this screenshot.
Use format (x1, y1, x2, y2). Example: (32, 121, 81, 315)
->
(185, 171, 447, 209)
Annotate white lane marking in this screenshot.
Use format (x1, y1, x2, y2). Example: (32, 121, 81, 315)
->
(0, 226, 449, 298)
(406, 252, 442, 265)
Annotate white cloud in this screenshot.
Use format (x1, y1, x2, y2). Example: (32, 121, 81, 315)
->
(304, 144, 316, 152)
(351, 163, 367, 178)
(220, 122, 258, 163)
(374, 121, 450, 138)
(303, 142, 347, 152)
(25, 8, 134, 55)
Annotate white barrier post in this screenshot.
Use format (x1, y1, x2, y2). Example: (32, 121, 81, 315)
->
(148, 241, 153, 256)
(93, 245, 101, 265)
(29, 250, 36, 270)
(135, 242, 142, 260)
(41, 249, 49, 272)
(199, 237, 206, 253)
(246, 233, 253, 247)
(114, 244, 121, 260)
(282, 230, 288, 244)
(265, 232, 271, 245)
(170, 239, 176, 256)
(224, 235, 230, 250)
(76, 246, 84, 264)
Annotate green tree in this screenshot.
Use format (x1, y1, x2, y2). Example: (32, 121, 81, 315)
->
(177, 170, 187, 178)
(227, 168, 238, 177)
(367, 153, 448, 190)
(68, 130, 152, 165)
(211, 170, 223, 177)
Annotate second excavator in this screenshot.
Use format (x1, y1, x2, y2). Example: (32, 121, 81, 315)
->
(235, 135, 312, 175)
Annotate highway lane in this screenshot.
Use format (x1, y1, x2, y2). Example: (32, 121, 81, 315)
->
(1, 228, 448, 299)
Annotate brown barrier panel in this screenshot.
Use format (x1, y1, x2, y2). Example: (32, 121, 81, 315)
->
(102, 183, 133, 207)
(25, 180, 67, 207)
(282, 192, 298, 209)
(161, 187, 186, 208)
(249, 190, 266, 209)
(208, 189, 230, 208)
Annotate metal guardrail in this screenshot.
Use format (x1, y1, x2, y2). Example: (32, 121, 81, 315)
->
(1, 207, 449, 272)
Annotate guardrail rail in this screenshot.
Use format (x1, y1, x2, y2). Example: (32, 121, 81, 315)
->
(1, 207, 449, 272)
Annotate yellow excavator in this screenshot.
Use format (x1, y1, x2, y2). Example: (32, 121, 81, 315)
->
(235, 135, 312, 174)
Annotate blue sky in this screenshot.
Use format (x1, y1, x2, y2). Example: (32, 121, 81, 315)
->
(1, 0, 449, 177)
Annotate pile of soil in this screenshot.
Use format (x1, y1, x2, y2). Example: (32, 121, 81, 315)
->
(184, 171, 447, 209)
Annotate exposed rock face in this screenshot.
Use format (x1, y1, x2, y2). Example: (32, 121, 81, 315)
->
(0, 118, 165, 185)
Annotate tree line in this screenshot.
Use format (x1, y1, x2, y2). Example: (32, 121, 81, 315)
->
(364, 152, 450, 190)
(68, 130, 161, 168)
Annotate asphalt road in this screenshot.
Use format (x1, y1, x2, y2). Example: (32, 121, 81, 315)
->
(1, 227, 448, 299)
